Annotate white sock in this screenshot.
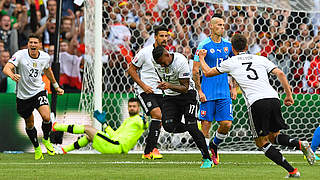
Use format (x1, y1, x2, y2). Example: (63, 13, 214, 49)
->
(205, 138, 210, 146)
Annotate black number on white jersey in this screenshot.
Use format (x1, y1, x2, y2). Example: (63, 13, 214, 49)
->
(242, 62, 258, 80)
(29, 69, 39, 78)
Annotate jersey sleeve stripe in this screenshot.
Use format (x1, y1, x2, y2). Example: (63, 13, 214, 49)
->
(216, 67, 223, 74)
(268, 67, 277, 75)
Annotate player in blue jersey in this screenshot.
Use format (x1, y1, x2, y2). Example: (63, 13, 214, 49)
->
(192, 14, 237, 165)
(311, 126, 320, 160)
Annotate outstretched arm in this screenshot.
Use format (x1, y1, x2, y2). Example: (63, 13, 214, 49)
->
(198, 49, 221, 77)
(43, 67, 64, 95)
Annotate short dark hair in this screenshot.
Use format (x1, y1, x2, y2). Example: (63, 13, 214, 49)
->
(152, 45, 166, 62)
(154, 26, 168, 36)
(231, 34, 247, 52)
(128, 98, 140, 105)
(28, 33, 40, 41)
(212, 13, 223, 19)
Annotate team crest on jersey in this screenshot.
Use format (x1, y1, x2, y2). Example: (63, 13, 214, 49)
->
(33, 62, 37, 68)
(210, 49, 215, 54)
(224, 47, 228, 53)
(165, 67, 170, 73)
(9, 57, 16, 61)
(200, 110, 206, 117)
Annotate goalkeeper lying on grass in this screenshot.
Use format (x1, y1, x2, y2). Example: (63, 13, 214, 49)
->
(52, 98, 148, 154)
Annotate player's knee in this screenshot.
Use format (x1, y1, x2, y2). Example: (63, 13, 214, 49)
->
(254, 136, 268, 148)
(150, 108, 161, 120)
(42, 115, 51, 122)
(267, 132, 280, 144)
(219, 121, 232, 130)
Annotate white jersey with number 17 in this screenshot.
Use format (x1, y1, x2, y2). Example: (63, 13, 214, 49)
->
(9, 49, 50, 100)
(157, 52, 195, 96)
(217, 53, 279, 107)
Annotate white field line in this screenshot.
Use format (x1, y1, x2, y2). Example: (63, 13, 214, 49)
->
(0, 161, 318, 166)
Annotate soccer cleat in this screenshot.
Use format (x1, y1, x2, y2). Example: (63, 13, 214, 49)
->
(200, 158, 213, 168)
(152, 148, 163, 159)
(142, 152, 153, 160)
(34, 146, 44, 160)
(209, 142, 219, 165)
(42, 138, 55, 155)
(285, 168, 300, 178)
(300, 141, 315, 165)
(315, 154, 320, 161)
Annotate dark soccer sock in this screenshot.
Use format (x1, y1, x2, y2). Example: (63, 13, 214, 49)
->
(144, 119, 161, 154)
(263, 143, 295, 172)
(42, 120, 52, 140)
(187, 123, 211, 159)
(26, 127, 39, 147)
(275, 134, 300, 150)
(213, 132, 227, 146)
(63, 136, 89, 152)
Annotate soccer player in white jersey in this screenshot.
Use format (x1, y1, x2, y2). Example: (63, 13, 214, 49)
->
(152, 45, 212, 168)
(198, 34, 315, 177)
(127, 26, 168, 159)
(3, 34, 64, 160)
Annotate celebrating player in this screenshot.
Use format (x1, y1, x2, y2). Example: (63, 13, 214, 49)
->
(198, 34, 315, 177)
(152, 45, 212, 168)
(127, 26, 168, 159)
(3, 34, 64, 160)
(52, 98, 147, 154)
(192, 14, 237, 165)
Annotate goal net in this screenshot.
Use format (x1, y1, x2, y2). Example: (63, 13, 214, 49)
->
(80, 0, 320, 152)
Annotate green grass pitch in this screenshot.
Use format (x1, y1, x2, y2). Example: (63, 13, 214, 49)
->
(0, 153, 318, 179)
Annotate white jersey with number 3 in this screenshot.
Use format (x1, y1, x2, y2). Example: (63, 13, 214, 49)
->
(9, 49, 50, 99)
(217, 52, 278, 107)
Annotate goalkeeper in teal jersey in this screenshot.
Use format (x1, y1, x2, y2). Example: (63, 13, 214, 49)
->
(52, 98, 148, 154)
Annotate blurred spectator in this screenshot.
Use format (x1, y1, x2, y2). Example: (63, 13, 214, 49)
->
(256, 32, 275, 57)
(307, 55, 320, 94)
(0, 0, 16, 16)
(36, 16, 56, 49)
(61, 9, 76, 41)
(0, 50, 15, 92)
(48, 44, 55, 55)
(0, 15, 19, 55)
(40, 0, 56, 26)
(58, 39, 82, 92)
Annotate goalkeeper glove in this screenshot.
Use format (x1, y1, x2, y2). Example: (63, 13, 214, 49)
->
(93, 110, 107, 124)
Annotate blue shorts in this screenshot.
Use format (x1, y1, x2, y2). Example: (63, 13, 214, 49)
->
(199, 99, 233, 122)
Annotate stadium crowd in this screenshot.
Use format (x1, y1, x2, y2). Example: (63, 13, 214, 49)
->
(0, 0, 320, 94)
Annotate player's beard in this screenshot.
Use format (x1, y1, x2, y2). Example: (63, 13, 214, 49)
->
(129, 111, 138, 117)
